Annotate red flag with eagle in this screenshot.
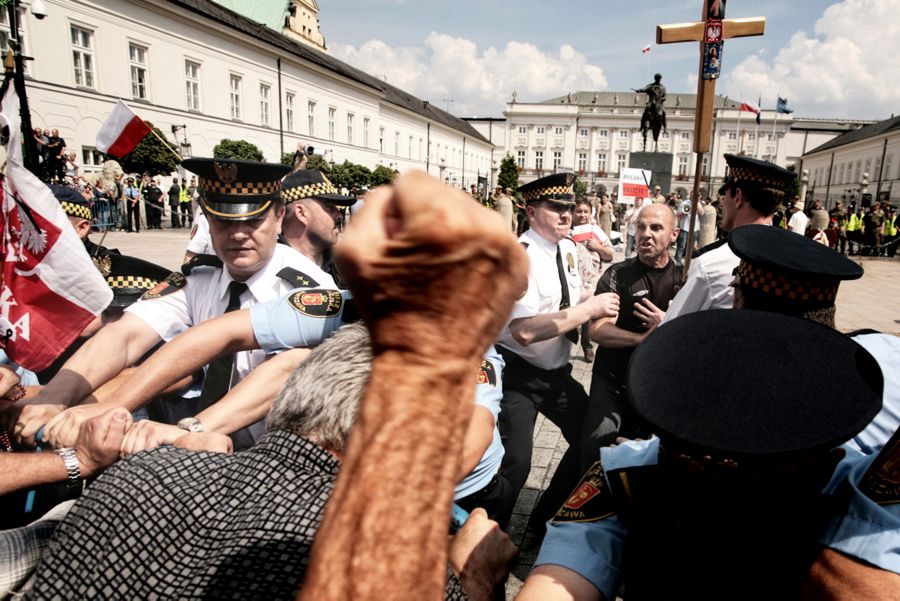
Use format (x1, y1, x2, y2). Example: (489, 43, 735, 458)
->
(0, 84, 112, 371)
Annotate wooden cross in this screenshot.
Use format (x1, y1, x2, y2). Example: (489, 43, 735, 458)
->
(655, 0, 765, 275)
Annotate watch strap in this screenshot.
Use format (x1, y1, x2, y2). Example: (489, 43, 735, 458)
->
(56, 447, 82, 488)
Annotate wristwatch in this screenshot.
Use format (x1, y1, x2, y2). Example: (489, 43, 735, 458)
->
(177, 417, 204, 433)
(56, 447, 82, 488)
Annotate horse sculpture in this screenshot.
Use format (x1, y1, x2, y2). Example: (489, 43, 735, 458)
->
(634, 73, 668, 152)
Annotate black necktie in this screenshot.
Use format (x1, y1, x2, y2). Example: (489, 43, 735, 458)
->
(198, 281, 248, 408)
(556, 246, 579, 344)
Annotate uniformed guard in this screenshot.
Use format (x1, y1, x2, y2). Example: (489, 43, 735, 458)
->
(52, 184, 118, 257)
(728, 223, 864, 328)
(280, 168, 356, 286)
(12, 158, 334, 451)
(663, 153, 796, 322)
(492, 172, 620, 531)
(520, 309, 900, 601)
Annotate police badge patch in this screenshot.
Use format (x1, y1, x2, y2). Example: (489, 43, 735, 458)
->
(860, 427, 900, 505)
(288, 289, 343, 317)
(140, 271, 186, 300)
(552, 461, 616, 524)
(477, 360, 497, 387)
(566, 252, 576, 277)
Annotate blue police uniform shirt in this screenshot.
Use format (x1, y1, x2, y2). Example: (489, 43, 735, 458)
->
(248, 287, 505, 500)
(534, 438, 900, 599)
(846, 332, 900, 455)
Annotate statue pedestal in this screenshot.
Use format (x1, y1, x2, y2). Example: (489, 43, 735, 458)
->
(630, 152, 673, 196)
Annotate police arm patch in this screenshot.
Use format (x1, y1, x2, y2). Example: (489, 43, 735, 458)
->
(288, 289, 343, 317)
(477, 360, 497, 387)
(860, 428, 900, 505)
(551, 461, 616, 524)
(140, 271, 186, 300)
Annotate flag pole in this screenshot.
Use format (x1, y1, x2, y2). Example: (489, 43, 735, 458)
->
(148, 128, 183, 162)
(770, 111, 778, 161)
(736, 97, 743, 154)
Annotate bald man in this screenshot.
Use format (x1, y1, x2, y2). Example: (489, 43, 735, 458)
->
(584, 204, 682, 455)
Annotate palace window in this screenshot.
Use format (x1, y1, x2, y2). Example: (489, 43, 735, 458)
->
(129, 43, 148, 100)
(185, 61, 201, 110)
(71, 25, 94, 88)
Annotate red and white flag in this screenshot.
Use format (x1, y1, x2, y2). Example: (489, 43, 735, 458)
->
(95, 100, 152, 158)
(0, 87, 112, 371)
(739, 100, 760, 115)
(641, 44, 652, 54)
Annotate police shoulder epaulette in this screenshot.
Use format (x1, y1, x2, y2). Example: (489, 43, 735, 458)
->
(181, 254, 223, 276)
(859, 426, 900, 506)
(141, 271, 187, 300)
(551, 461, 616, 524)
(520, 241, 529, 250)
(277, 267, 320, 288)
(477, 359, 498, 387)
(693, 237, 727, 259)
(287, 289, 343, 318)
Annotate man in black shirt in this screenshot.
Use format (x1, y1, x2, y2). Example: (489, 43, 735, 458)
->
(585, 204, 682, 456)
(45, 129, 66, 183)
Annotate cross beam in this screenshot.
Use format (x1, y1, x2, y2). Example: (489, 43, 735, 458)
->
(655, 1, 765, 278)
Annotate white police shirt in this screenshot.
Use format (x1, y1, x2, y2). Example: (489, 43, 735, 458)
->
(127, 243, 335, 387)
(662, 241, 738, 323)
(495, 228, 581, 370)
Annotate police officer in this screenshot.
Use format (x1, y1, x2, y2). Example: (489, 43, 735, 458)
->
(519, 310, 900, 600)
(663, 154, 794, 322)
(493, 172, 620, 531)
(52, 184, 118, 257)
(12, 158, 334, 449)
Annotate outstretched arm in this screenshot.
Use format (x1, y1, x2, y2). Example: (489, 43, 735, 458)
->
(299, 172, 528, 601)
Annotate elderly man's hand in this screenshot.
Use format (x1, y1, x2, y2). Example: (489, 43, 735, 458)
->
(119, 419, 187, 458)
(5, 401, 66, 448)
(634, 297, 665, 329)
(173, 432, 233, 454)
(335, 172, 528, 361)
(74, 408, 132, 477)
(449, 508, 518, 601)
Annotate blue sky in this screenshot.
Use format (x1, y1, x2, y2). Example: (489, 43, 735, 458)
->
(319, 0, 898, 120)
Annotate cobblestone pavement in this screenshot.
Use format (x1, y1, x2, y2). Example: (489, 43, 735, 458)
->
(97, 227, 898, 599)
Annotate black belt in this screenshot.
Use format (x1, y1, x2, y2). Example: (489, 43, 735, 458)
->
(457, 472, 501, 506)
(496, 345, 570, 377)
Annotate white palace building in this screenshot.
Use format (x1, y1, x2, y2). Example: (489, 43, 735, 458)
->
(8, 0, 493, 185)
(467, 92, 874, 200)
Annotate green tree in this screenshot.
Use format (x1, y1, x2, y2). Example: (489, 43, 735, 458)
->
(786, 164, 801, 201)
(573, 177, 588, 197)
(328, 160, 372, 191)
(306, 154, 331, 173)
(118, 122, 179, 176)
(497, 154, 519, 192)
(213, 139, 264, 161)
(370, 165, 398, 186)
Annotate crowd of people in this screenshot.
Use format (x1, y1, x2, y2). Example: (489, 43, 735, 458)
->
(0, 146, 897, 600)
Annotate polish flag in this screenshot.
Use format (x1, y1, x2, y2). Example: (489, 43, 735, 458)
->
(96, 100, 152, 158)
(641, 44, 652, 54)
(0, 87, 113, 370)
(739, 100, 760, 115)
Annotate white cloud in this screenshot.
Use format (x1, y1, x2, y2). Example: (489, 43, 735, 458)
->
(330, 33, 608, 116)
(721, 0, 900, 119)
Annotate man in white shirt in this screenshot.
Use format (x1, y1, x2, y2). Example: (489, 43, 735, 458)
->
(788, 198, 810, 235)
(10, 158, 333, 450)
(493, 172, 620, 531)
(663, 154, 796, 323)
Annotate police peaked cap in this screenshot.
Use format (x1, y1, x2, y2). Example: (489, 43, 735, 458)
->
(517, 172, 576, 205)
(282, 169, 356, 206)
(92, 254, 172, 308)
(728, 225, 863, 309)
(724, 154, 796, 193)
(182, 157, 290, 221)
(51, 184, 92, 221)
(628, 310, 882, 461)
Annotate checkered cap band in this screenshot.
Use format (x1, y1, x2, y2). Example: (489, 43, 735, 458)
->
(735, 261, 839, 306)
(283, 181, 339, 202)
(729, 166, 790, 191)
(62, 201, 92, 220)
(522, 186, 575, 203)
(107, 275, 159, 292)
(198, 178, 280, 196)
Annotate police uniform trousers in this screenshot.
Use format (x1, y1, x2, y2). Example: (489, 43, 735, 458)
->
(495, 346, 588, 529)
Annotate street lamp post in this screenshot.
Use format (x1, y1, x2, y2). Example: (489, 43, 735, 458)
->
(3, 0, 41, 176)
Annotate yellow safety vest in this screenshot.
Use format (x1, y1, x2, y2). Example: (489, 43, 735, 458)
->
(886, 216, 897, 236)
(847, 213, 862, 232)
